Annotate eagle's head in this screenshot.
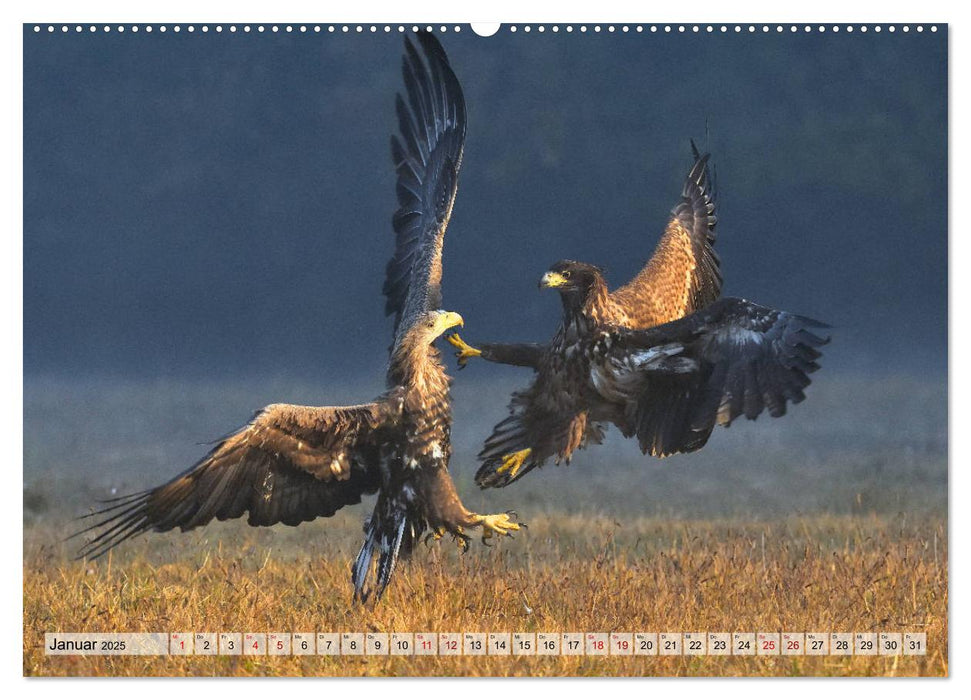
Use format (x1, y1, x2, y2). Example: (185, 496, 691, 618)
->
(417, 309, 465, 344)
(539, 260, 605, 297)
(390, 309, 464, 384)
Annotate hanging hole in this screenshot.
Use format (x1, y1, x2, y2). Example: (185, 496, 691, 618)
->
(471, 23, 501, 37)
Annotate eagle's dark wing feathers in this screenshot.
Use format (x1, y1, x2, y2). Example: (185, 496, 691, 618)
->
(384, 32, 467, 347)
(609, 146, 720, 327)
(603, 297, 829, 457)
(476, 299, 827, 488)
(74, 400, 398, 559)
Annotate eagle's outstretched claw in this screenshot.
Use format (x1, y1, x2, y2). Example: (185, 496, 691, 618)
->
(423, 526, 447, 547)
(473, 512, 523, 543)
(506, 509, 528, 529)
(446, 333, 482, 369)
(496, 448, 532, 480)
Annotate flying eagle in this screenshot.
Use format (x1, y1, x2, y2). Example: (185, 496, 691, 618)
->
(448, 150, 829, 487)
(74, 33, 519, 602)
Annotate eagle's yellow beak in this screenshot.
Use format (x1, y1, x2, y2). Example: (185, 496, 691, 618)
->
(539, 271, 568, 289)
(434, 310, 464, 335)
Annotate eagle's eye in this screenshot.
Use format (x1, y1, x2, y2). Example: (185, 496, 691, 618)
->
(561, 270, 571, 278)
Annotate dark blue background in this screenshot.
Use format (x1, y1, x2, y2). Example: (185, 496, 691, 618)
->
(24, 26, 948, 381)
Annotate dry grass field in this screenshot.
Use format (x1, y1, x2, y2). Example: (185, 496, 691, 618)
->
(24, 511, 947, 677)
(23, 373, 948, 677)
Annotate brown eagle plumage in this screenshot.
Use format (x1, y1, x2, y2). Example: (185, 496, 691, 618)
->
(74, 32, 519, 602)
(449, 149, 829, 488)
(585, 148, 721, 328)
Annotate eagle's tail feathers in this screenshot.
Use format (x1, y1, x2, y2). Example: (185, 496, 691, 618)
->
(351, 496, 422, 603)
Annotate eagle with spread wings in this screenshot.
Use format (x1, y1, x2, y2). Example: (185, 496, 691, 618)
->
(74, 33, 519, 602)
(448, 148, 829, 487)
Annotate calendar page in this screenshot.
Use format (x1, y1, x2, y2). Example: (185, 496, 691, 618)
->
(22, 17, 947, 679)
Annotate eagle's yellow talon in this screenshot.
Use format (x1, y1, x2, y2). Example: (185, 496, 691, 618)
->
(496, 448, 532, 479)
(433, 527, 446, 540)
(423, 526, 447, 546)
(447, 333, 482, 368)
(474, 512, 522, 541)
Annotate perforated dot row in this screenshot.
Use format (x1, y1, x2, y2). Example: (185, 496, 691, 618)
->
(31, 24, 939, 35)
(506, 24, 937, 34)
(31, 24, 466, 34)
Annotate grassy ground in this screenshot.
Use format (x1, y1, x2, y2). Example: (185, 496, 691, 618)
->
(23, 373, 948, 676)
(24, 512, 947, 677)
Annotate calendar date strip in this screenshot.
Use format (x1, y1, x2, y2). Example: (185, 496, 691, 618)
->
(45, 631, 927, 657)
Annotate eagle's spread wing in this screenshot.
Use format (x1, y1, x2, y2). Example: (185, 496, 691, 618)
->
(75, 400, 400, 559)
(608, 145, 720, 327)
(596, 297, 829, 457)
(476, 298, 827, 488)
(384, 32, 467, 348)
